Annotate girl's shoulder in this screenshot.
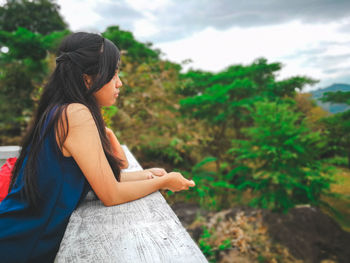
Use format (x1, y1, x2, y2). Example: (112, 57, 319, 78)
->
(63, 103, 94, 127)
(66, 103, 90, 116)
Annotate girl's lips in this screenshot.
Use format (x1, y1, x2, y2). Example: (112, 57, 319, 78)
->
(114, 88, 120, 98)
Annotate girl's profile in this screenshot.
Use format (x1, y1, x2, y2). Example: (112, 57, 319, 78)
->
(0, 32, 195, 262)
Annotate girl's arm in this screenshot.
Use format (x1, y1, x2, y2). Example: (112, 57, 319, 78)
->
(120, 170, 154, 182)
(105, 127, 129, 169)
(60, 103, 195, 207)
(106, 127, 167, 181)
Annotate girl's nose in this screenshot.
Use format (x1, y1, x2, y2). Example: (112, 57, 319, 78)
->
(117, 77, 122, 88)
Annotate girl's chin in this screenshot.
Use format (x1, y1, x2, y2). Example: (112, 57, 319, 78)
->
(99, 101, 115, 107)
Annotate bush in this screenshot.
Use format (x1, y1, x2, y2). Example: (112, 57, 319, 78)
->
(178, 157, 235, 210)
(230, 100, 335, 213)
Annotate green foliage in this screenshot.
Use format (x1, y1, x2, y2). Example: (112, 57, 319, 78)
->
(177, 70, 214, 96)
(324, 156, 348, 167)
(102, 105, 119, 128)
(198, 226, 216, 262)
(231, 100, 335, 212)
(180, 58, 315, 126)
(139, 139, 185, 166)
(103, 26, 160, 62)
(320, 114, 346, 153)
(0, 62, 34, 136)
(0, 0, 67, 35)
(179, 157, 235, 210)
(179, 58, 315, 174)
(198, 226, 233, 262)
(320, 90, 350, 167)
(310, 83, 350, 114)
(321, 90, 350, 105)
(40, 29, 71, 52)
(0, 27, 46, 62)
(0, 2, 68, 140)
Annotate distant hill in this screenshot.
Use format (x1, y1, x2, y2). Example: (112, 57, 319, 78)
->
(309, 83, 350, 114)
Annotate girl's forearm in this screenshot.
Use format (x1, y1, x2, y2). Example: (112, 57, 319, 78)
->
(104, 172, 195, 206)
(104, 176, 166, 206)
(120, 170, 152, 182)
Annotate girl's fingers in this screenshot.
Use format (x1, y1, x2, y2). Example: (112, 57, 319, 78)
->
(148, 168, 167, 176)
(188, 180, 195, 187)
(145, 171, 154, 179)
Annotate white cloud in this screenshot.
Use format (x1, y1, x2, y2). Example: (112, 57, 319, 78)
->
(125, 0, 171, 12)
(156, 20, 350, 89)
(133, 19, 159, 38)
(57, 0, 101, 31)
(55, 0, 350, 89)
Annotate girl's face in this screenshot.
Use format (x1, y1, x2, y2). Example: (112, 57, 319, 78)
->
(93, 70, 122, 107)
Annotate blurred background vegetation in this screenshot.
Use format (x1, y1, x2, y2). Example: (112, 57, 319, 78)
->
(1, 1, 350, 262)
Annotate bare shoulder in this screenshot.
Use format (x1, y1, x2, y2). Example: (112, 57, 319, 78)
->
(66, 103, 94, 126)
(66, 103, 91, 117)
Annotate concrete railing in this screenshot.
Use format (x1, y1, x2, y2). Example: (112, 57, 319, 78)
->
(0, 145, 208, 263)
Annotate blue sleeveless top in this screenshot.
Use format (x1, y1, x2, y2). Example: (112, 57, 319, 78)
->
(0, 107, 90, 262)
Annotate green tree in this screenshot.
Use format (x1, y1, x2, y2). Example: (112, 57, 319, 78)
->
(0, 0, 68, 142)
(0, 28, 67, 140)
(0, 62, 35, 136)
(320, 91, 350, 167)
(177, 70, 214, 96)
(0, 0, 67, 35)
(231, 100, 334, 212)
(103, 26, 160, 62)
(0, 0, 69, 142)
(179, 58, 315, 172)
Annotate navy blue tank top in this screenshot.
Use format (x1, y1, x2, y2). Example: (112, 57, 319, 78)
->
(0, 107, 90, 262)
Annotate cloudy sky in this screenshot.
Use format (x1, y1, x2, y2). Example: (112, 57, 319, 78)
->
(56, 0, 350, 91)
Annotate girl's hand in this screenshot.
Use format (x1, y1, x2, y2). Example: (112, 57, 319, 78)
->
(145, 168, 167, 177)
(162, 172, 195, 192)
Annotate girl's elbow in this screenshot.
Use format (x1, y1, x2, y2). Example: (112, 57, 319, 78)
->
(99, 190, 120, 207)
(101, 197, 121, 207)
(102, 200, 115, 207)
(99, 184, 130, 207)
(101, 192, 125, 207)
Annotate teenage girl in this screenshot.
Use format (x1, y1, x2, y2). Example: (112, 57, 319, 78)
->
(0, 32, 195, 263)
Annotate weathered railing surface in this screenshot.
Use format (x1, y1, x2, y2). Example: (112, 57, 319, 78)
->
(0, 145, 207, 262)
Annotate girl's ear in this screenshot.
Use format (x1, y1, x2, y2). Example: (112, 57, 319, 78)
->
(83, 74, 92, 89)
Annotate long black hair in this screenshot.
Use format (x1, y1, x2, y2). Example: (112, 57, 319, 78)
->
(10, 32, 123, 209)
